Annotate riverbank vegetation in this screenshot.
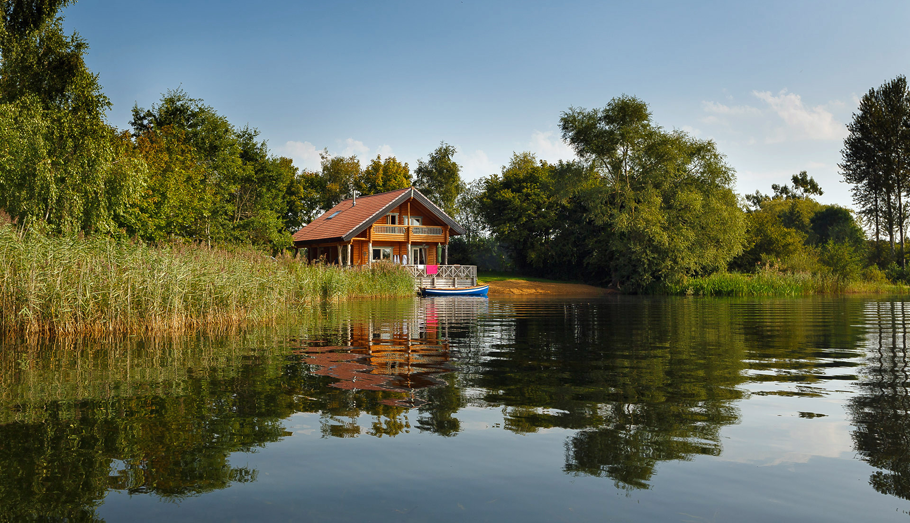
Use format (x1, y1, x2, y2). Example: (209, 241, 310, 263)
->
(449, 77, 910, 296)
(0, 224, 414, 336)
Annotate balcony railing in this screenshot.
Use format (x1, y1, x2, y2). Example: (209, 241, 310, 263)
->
(374, 225, 408, 235)
(412, 226, 443, 236)
(371, 225, 444, 237)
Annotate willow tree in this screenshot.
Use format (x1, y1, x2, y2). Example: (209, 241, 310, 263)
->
(559, 96, 746, 290)
(0, 0, 145, 234)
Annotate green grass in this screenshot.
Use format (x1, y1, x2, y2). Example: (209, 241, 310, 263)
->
(664, 270, 909, 297)
(0, 224, 415, 336)
(477, 271, 583, 285)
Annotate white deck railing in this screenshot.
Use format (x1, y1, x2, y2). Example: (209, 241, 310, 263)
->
(404, 265, 477, 288)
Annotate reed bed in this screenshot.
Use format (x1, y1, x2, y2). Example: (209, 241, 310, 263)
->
(0, 225, 415, 336)
(665, 270, 907, 297)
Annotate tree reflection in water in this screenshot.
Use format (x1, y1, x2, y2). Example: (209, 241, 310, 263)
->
(849, 301, 910, 500)
(0, 296, 882, 519)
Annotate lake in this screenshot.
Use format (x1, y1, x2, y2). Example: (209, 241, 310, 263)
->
(2, 295, 909, 522)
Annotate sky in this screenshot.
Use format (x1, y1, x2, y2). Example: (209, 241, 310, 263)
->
(64, 0, 910, 208)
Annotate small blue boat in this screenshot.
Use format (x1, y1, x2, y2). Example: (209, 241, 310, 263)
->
(421, 285, 489, 297)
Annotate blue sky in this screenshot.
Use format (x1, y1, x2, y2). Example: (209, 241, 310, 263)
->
(65, 0, 910, 208)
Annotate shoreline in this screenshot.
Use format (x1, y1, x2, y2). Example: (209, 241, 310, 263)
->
(485, 279, 615, 297)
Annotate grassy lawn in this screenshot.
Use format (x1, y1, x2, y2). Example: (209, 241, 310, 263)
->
(477, 271, 582, 285)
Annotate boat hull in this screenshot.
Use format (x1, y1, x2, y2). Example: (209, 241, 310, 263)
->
(421, 285, 489, 297)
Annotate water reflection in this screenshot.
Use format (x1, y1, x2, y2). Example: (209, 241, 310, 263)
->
(849, 301, 910, 500)
(0, 296, 904, 520)
(0, 334, 294, 521)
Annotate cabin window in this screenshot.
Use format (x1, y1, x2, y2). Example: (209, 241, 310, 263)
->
(386, 213, 398, 225)
(326, 211, 341, 220)
(408, 216, 422, 226)
(372, 247, 392, 261)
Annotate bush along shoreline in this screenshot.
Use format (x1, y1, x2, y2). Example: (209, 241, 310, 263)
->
(0, 225, 415, 337)
(662, 267, 907, 297)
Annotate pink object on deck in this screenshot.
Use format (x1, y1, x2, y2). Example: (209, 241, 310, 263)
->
(426, 264, 438, 275)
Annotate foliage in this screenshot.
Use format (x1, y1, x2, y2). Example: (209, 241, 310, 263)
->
(665, 268, 902, 297)
(359, 154, 411, 195)
(129, 89, 298, 249)
(477, 153, 576, 275)
(559, 96, 746, 290)
(745, 171, 823, 208)
(0, 2, 146, 234)
(841, 75, 910, 267)
(316, 150, 361, 211)
(733, 176, 867, 278)
(0, 223, 415, 336)
(415, 141, 464, 218)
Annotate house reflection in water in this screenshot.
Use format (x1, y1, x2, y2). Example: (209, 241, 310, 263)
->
(292, 298, 486, 407)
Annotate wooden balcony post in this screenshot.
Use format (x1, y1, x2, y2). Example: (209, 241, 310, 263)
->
(347, 243, 352, 266)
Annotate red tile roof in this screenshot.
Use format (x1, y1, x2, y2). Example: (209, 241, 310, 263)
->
(292, 187, 464, 244)
(292, 188, 409, 244)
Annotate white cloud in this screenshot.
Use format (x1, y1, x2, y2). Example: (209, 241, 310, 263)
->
(681, 125, 702, 137)
(752, 89, 847, 142)
(281, 140, 323, 171)
(459, 149, 498, 180)
(702, 100, 762, 116)
(528, 130, 576, 163)
(340, 138, 370, 157)
(375, 144, 394, 158)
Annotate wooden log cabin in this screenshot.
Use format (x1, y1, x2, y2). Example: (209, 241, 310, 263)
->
(292, 187, 466, 267)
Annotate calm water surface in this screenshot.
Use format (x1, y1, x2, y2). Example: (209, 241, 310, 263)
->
(2, 296, 910, 522)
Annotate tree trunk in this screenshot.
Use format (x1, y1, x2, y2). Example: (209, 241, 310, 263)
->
(898, 177, 905, 268)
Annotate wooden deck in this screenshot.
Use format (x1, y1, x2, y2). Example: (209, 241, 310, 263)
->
(404, 265, 477, 289)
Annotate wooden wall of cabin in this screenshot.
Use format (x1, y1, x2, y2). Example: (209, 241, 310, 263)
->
(385, 198, 445, 227)
(352, 241, 441, 265)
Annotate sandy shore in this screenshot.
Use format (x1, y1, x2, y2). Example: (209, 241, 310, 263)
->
(485, 279, 615, 297)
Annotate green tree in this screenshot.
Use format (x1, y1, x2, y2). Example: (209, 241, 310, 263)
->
(842, 76, 910, 267)
(318, 150, 360, 211)
(0, 0, 145, 234)
(559, 96, 746, 289)
(130, 89, 299, 249)
(415, 142, 464, 217)
(358, 155, 411, 195)
(131, 89, 244, 245)
(478, 153, 572, 273)
(282, 165, 322, 231)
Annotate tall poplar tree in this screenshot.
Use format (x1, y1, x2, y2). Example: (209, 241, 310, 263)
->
(842, 75, 910, 267)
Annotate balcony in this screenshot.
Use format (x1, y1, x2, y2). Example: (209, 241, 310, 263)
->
(371, 225, 445, 243)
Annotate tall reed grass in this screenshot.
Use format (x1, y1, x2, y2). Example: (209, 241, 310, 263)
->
(664, 270, 908, 297)
(0, 225, 415, 336)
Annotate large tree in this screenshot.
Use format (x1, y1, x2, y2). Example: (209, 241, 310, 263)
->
(558, 96, 746, 290)
(842, 75, 910, 267)
(358, 155, 411, 196)
(478, 153, 576, 274)
(317, 151, 361, 211)
(129, 89, 299, 248)
(414, 142, 464, 218)
(0, 0, 145, 234)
